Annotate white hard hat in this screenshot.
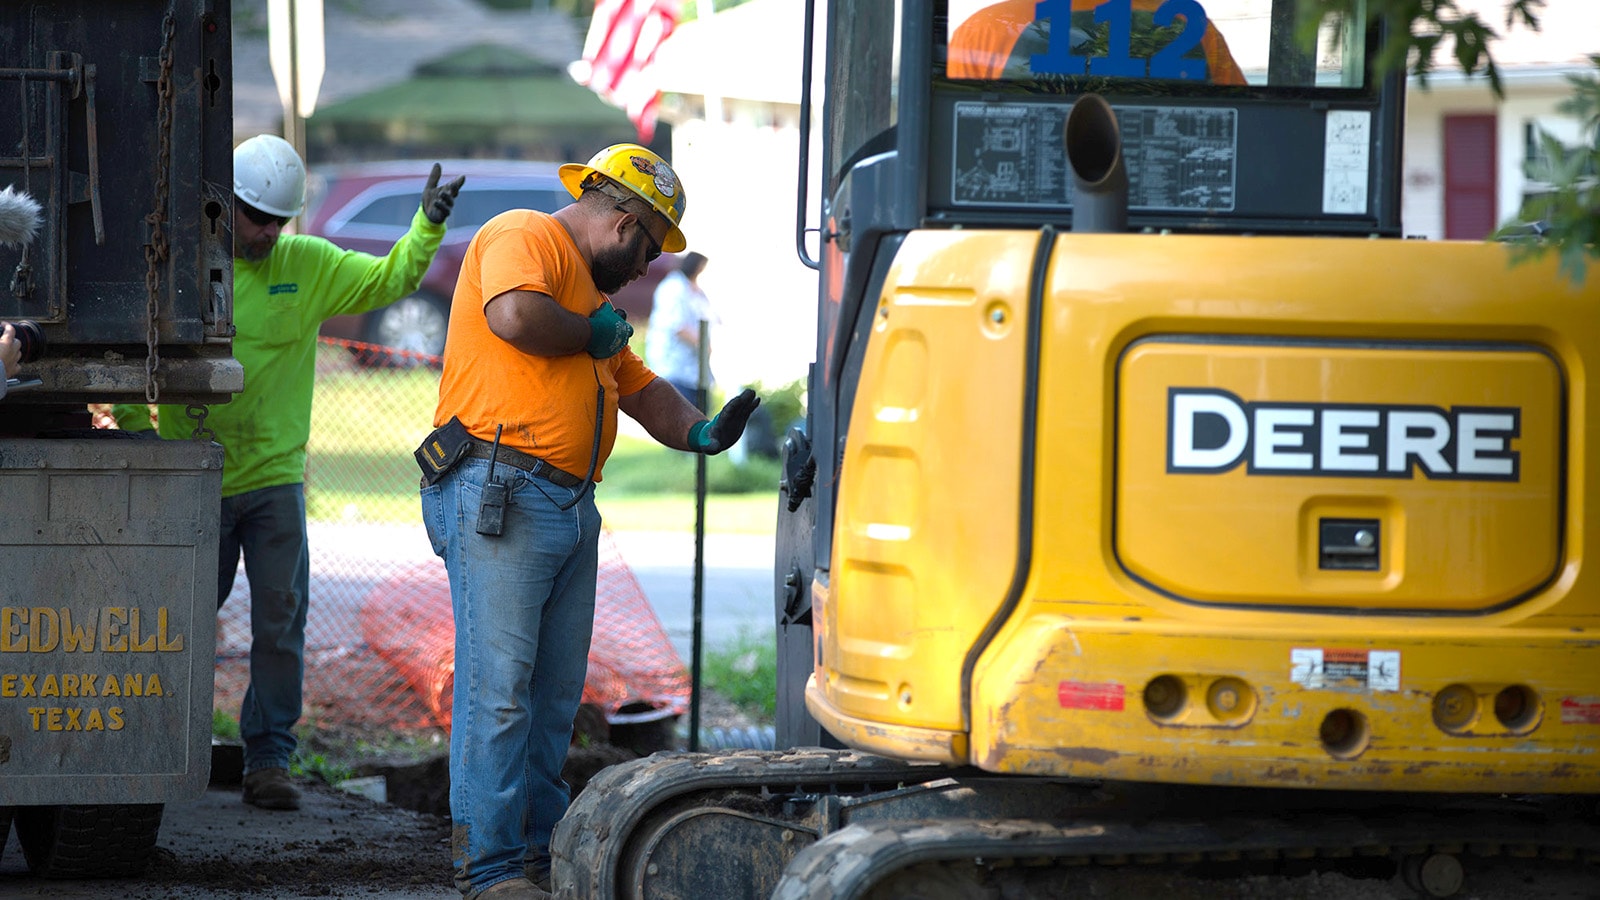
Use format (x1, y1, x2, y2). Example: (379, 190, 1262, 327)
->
(233, 134, 306, 218)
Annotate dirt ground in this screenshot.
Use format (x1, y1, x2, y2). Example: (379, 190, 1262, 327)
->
(4, 692, 1597, 900)
(5, 782, 1598, 899)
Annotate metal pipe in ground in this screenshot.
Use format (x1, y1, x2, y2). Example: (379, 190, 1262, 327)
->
(689, 318, 710, 752)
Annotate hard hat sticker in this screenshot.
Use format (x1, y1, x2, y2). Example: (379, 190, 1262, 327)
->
(629, 155, 678, 199)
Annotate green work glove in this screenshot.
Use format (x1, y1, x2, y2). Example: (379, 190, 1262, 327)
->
(421, 163, 466, 225)
(688, 389, 760, 455)
(587, 301, 634, 359)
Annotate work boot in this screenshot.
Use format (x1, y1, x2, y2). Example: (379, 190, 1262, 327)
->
(242, 767, 302, 810)
(524, 855, 552, 892)
(475, 876, 552, 899)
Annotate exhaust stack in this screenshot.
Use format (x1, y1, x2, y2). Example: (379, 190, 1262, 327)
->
(1064, 94, 1128, 233)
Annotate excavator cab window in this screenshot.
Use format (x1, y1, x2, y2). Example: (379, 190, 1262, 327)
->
(824, 0, 903, 199)
(942, 0, 1369, 90)
(914, 0, 1401, 236)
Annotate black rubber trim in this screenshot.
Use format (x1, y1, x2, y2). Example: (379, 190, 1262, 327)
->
(959, 226, 1055, 730)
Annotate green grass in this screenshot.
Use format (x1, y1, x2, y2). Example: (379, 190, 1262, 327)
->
(596, 492, 778, 534)
(701, 628, 778, 719)
(213, 709, 240, 740)
(290, 751, 356, 786)
(306, 352, 783, 534)
(307, 360, 439, 524)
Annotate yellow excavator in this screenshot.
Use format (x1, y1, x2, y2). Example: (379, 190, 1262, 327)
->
(555, 1, 1600, 897)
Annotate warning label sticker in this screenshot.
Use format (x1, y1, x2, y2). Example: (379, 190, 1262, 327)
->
(1290, 648, 1401, 692)
(1560, 696, 1600, 725)
(1057, 680, 1126, 711)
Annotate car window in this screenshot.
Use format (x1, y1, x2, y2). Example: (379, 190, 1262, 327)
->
(347, 191, 425, 228)
(453, 189, 571, 228)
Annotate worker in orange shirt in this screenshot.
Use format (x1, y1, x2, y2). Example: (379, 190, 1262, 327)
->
(949, 0, 1246, 85)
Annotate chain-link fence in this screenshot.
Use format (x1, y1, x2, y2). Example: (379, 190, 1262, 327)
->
(128, 339, 690, 736)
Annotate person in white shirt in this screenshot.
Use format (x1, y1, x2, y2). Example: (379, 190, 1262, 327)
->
(646, 251, 714, 408)
(0, 322, 19, 398)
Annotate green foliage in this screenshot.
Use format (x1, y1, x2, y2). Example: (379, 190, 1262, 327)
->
(747, 376, 807, 437)
(1296, 0, 1544, 97)
(1300, 1, 1595, 285)
(702, 628, 777, 719)
(602, 433, 781, 495)
(213, 709, 240, 740)
(1492, 57, 1600, 284)
(291, 752, 356, 786)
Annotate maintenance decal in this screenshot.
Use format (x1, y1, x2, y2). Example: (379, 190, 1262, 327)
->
(952, 101, 1236, 211)
(1290, 648, 1401, 692)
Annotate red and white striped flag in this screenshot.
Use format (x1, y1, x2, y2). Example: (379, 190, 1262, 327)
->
(571, 0, 680, 143)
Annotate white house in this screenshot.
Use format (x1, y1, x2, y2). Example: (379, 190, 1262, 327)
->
(1400, 0, 1599, 239)
(645, 0, 1597, 389)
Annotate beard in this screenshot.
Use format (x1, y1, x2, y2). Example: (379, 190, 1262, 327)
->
(590, 233, 644, 295)
(235, 232, 276, 263)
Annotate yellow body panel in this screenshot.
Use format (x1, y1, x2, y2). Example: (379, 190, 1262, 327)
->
(1118, 341, 1562, 609)
(815, 230, 1034, 737)
(810, 230, 1600, 791)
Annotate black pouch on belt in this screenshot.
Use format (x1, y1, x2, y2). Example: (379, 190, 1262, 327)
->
(415, 416, 473, 486)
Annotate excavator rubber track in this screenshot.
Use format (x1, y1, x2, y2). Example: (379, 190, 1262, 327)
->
(553, 749, 1600, 900)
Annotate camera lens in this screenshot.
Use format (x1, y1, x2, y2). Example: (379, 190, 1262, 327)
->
(10, 320, 44, 364)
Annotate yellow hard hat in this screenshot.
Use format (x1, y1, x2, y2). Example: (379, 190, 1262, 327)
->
(560, 143, 687, 253)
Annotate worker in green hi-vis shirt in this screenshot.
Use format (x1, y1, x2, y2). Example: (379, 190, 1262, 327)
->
(113, 134, 464, 812)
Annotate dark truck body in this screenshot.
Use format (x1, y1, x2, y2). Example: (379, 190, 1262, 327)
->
(0, 0, 238, 879)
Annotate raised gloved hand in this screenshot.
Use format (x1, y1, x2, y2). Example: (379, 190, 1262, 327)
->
(422, 163, 466, 225)
(688, 389, 760, 455)
(586, 301, 634, 359)
(0, 322, 19, 378)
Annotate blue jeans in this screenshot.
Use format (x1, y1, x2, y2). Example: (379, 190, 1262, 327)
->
(218, 483, 309, 775)
(421, 457, 600, 896)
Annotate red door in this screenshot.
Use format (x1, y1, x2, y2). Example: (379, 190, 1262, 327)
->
(1443, 114, 1497, 240)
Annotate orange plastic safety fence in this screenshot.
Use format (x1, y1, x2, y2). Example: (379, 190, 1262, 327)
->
(204, 338, 689, 733)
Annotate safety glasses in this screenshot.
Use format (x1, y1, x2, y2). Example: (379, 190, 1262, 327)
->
(239, 202, 289, 228)
(612, 200, 662, 263)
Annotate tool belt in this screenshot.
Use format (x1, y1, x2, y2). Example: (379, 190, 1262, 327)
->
(416, 417, 473, 487)
(416, 418, 581, 489)
(464, 441, 582, 488)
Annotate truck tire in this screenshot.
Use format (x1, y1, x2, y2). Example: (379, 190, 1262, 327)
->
(15, 803, 164, 878)
(363, 291, 449, 367)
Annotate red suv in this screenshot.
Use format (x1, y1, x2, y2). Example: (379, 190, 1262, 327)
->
(306, 159, 670, 362)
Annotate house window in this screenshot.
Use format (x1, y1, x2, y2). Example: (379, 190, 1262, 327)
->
(1519, 118, 1599, 224)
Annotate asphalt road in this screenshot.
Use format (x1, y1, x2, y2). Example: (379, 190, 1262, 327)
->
(609, 529, 777, 664)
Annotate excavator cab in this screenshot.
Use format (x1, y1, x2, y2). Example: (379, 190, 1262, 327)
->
(778, 0, 1415, 754)
(558, 3, 1600, 897)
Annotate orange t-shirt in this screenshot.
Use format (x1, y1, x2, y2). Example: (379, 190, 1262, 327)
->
(948, 0, 1246, 85)
(434, 209, 656, 481)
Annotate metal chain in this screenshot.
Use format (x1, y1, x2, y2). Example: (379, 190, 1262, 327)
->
(142, 8, 176, 404)
(185, 404, 214, 442)
(11, 74, 33, 300)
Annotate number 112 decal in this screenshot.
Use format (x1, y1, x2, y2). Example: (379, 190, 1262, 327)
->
(1030, 0, 1210, 81)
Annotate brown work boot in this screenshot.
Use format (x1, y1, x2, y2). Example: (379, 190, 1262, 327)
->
(241, 767, 302, 810)
(524, 856, 552, 892)
(474, 876, 552, 899)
